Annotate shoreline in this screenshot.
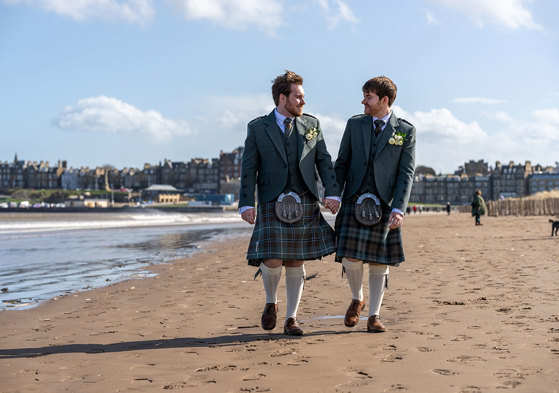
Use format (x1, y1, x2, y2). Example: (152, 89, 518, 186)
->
(1, 214, 558, 392)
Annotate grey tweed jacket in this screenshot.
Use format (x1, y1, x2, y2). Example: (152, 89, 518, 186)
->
(239, 110, 340, 207)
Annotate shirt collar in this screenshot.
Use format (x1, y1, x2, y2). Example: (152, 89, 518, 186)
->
(373, 111, 392, 129)
(274, 108, 295, 132)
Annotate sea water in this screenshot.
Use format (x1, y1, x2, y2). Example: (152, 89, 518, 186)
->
(0, 210, 250, 310)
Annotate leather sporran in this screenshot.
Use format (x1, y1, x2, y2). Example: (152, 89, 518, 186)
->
(275, 192, 303, 224)
(354, 193, 382, 226)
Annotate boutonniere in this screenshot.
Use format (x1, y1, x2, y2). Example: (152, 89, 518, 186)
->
(389, 130, 407, 146)
(304, 126, 320, 141)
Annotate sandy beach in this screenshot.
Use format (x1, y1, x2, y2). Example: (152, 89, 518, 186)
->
(1, 213, 558, 393)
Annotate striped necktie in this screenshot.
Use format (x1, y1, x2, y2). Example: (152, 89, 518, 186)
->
(374, 119, 385, 137)
(284, 118, 293, 137)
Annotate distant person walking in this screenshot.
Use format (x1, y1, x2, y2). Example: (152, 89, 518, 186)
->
(446, 202, 451, 215)
(471, 190, 486, 225)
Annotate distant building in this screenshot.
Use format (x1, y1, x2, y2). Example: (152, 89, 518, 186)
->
(528, 173, 559, 194)
(491, 161, 532, 199)
(141, 184, 181, 203)
(218, 147, 244, 193)
(455, 159, 489, 177)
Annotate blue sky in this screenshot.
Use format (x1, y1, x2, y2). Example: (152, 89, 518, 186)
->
(1, 0, 558, 173)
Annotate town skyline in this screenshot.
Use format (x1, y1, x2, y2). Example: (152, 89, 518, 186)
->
(3, 151, 558, 176)
(1, 1, 558, 174)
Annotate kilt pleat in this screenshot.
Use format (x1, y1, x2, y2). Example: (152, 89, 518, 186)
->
(247, 194, 335, 266)
(334, 198, 404, 265)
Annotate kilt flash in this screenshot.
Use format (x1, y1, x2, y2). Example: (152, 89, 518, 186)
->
(247, 194, 335, 266)
(334, 198, 404, 265)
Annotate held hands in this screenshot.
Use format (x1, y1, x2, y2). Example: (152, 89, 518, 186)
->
(241, 207, 256, 225)
(388, 211, 404, 229)
(323, 198, 340, 214)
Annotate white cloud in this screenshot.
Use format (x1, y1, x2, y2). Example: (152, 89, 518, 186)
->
(3, 0, 154, 25)
(429, 0, 542, 30)
(200, 94, 275, 131)
(453, 97, 507, 104)
(313, 112, 346, 156)
(55, 96, 193, 142)
(425, 10, 439, 25)
(485, 110, 514, 122)
(316, 0, 359, 30)
(168, 0, 283, 34)
(390, 105, 559, 172)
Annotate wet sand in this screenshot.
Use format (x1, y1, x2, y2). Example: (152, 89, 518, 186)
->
(1, 213, 558, 392)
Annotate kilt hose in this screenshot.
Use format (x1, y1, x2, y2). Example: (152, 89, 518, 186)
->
(247, 193, 336, 266)
(335, 197, 404, 266)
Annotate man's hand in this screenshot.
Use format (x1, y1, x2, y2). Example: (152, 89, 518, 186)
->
(323, 198, 340, 214)
(388, 211, 403, 229)
(241, 208, 256, 225)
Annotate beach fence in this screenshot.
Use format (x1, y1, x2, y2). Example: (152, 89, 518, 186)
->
(458, 197, 559, 217)
(488, 198, 559, 217)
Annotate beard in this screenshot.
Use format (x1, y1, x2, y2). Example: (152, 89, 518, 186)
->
(285, 101, 303, 117)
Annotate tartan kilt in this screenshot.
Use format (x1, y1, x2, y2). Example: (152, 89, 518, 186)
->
(334, 197, 404, 265)
(247, 193, 336, 266)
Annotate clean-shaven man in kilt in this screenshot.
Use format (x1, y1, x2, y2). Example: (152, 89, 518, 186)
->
(334, 76, 415, 333)
(239, 70, 341, 336)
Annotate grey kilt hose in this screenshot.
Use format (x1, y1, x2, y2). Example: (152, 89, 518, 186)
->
(335, 197, 404, 265)
(247, 193, 336, 266)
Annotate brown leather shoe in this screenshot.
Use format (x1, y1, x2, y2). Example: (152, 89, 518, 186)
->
(344, 299, 366, 327)
(367, 315, 386, 333)
(261, 303, 278, 330)
(283, 317, 304, 336)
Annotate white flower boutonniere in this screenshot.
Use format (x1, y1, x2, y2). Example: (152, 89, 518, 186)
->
(389, 130, 407, 146)
(304, 126, 320, 141)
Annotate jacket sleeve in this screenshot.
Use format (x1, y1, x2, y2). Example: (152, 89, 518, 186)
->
(315, 119, 341, 197)
(239, 123, 259, 207)
(392, 125, 416, 212)
(334, 120, 352, 198)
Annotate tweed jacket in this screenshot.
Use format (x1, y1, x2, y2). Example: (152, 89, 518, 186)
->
(239, 110, 340, 207)
(334, 113, 416, 212)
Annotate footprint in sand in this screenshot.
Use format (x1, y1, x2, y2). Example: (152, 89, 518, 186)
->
(458, 386, 482, 393)
(381, 354, 404, 362)
(385, 384, 407, 391)
(493, 368, 530, 389)
(451, 334, 472, 341)
(447, 355, 486, 363)
(431, 369, 458, 376)
(417, 346, 433, 352)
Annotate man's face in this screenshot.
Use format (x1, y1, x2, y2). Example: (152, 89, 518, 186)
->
(361, 91, 385, 117)
(283, 84, 305, 117)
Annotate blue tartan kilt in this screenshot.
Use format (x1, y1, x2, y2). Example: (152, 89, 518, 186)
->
(334, 197, 404, 265)
(247, 193, 336, 266)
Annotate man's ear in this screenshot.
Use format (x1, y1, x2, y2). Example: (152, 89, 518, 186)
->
(381, 96, 390, 106)
(279, 93, 287, 106)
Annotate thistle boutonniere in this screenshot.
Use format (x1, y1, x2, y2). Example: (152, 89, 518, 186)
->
(304, 126, 320, 141)
(389, 130, 407, 146)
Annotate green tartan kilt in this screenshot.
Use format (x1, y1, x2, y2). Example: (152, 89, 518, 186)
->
(334, 197, 404, 265)
(247, 193, 336, 266)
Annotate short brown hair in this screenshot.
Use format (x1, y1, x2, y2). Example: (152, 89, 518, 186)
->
(272, 70, 303, 106)
(362, 76, 397, 107)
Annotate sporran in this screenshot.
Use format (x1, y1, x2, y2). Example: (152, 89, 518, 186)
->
(354, 193, 382, 226)
(275, 192, 303, 224)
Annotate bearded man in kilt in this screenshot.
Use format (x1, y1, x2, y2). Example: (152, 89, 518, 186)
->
(239, 70, 341, 336)
(334, 76, 416, 333)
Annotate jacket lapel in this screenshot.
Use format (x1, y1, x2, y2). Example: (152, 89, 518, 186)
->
(375, 113, 399, 158)
(264, 110, 287, 164)
(361, 116, 372, 160)
(296, 116, 309, 163)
